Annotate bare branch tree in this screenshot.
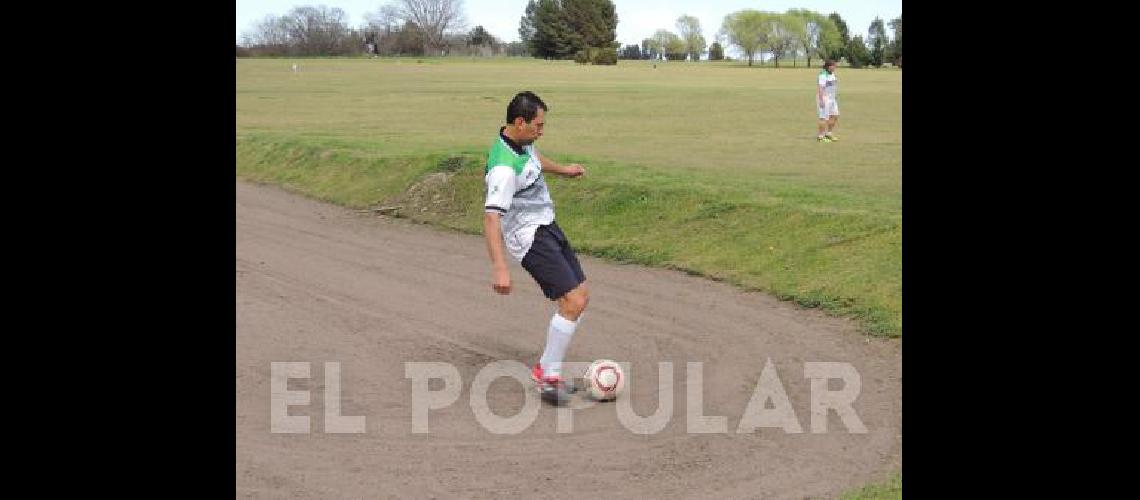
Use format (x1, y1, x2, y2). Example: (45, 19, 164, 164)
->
(396, 0, 467, 54)
(242, 14, 291, 49)
(284, 5, 351, 55)
(364, 4, 403, 34)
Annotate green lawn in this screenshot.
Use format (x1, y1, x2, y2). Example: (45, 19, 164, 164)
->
(236, 57, 901, 336)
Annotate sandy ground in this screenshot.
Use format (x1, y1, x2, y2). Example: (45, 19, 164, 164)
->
(236, 180, 901, 499)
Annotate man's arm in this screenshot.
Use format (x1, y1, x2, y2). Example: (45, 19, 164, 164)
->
(483, 165, 517, 295)
(537, 152, 585, 178)
(483, 212, 512, 294)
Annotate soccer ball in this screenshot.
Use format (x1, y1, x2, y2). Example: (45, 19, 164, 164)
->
(584, 359, 625, 401)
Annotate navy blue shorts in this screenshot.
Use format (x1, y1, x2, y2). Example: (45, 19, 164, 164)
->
(521, 222, 586, 300)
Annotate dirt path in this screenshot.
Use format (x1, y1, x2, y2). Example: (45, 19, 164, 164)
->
(236, 180, 901, 499)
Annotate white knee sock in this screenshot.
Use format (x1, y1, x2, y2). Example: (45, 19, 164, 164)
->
(539, 313, 578, 377)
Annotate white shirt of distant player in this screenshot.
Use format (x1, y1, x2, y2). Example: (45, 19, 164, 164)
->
(484, 144, 555, 261)
(818, 71, 838, 99)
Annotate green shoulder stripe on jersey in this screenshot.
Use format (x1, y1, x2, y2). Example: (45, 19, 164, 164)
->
(486, 138, 530, 174)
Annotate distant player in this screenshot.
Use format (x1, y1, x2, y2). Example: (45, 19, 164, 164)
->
(817, 59, 840, 142)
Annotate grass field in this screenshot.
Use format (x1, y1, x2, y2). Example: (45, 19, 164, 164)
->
(841, 472, 902, 499)
(236, 57, 901, 336)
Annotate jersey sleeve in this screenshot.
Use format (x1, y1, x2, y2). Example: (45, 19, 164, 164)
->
(484, 165, 517, 215)
(818, 73, 828, 89)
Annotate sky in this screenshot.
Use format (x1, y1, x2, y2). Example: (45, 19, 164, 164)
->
(236, 0, 902, 49)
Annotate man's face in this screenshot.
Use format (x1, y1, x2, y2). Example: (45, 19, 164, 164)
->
(827, 63, 837, 74)
(514, 108, 545, 145)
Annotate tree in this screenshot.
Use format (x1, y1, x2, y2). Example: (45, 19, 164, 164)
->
(242, 14, 292, 55)
(847, 35, 869, 68)
(519, 0, 537, 49)
(765, 13, 803, 68)
(648, 29, 685, 61)
(786, 9, 840, 68)
(708, 41, 724, 61)
(721, 9, 770, 67)
(816, 18, 842, 66)
(868, 17, 886, 67)
(396, 0, 467, 55)
(362, 4, 403, 55)
(786, 9, 812, 67)
(521, 0, 616, 60)
(827, 12, 850, 62)
(647, 30, 666, 60)
(344, 28, 367, 55)
(468, 25, 495, 47)
(887, 16, 902, 67)
(675, 15, 707, 61)
(642, 38, 661, 60)
(365, 4, 402, 34)
(284, 6, 355, 56)
(505, 41, 528, 56)
(525, 0, 570, 57)
(620, 44, 641, 60)
(241, 5, 372, 56)
(665, 35, 686, 61)
(574, 46, 617, 65)
(562, 0, 617, 54)
(395, 21, 428, 55)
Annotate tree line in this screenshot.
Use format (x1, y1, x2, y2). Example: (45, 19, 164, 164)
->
(237, 2, 900, 69)
(238, 1, 526, 58)
(616, 11, 899, 68)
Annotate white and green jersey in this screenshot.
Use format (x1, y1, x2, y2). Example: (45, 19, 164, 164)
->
(484, 130, 555, 261)
(818, 70, 837, 99)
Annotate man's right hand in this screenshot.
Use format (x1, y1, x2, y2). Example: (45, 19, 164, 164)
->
(492, 266, 512, 294)
(563, 164, 586, 178)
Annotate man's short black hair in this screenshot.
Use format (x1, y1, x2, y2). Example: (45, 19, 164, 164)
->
(506, 91, 548, 124)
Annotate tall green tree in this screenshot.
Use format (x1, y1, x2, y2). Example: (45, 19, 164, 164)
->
(468, 25, 495, 46)
(708, 41, 724, 61)
(721, 9, 770, 66)
(827, 12, 850, 62)
(620, 44, 641, 59)
(519, 0, 537, 49)
(847, 35, 869, 68)
(766, 13, 803, 67)
(786, 9, 840, 68)
(649, 29, 685, 61)
(641, 38, 657, 60)
(676, 14, 707, 61)
(562, 0, 617, 53)
(519, 0, 616, 59)
(887, 16, 902, 66)
(528, 0, 573, 57)
(868, 17, 887, 67)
